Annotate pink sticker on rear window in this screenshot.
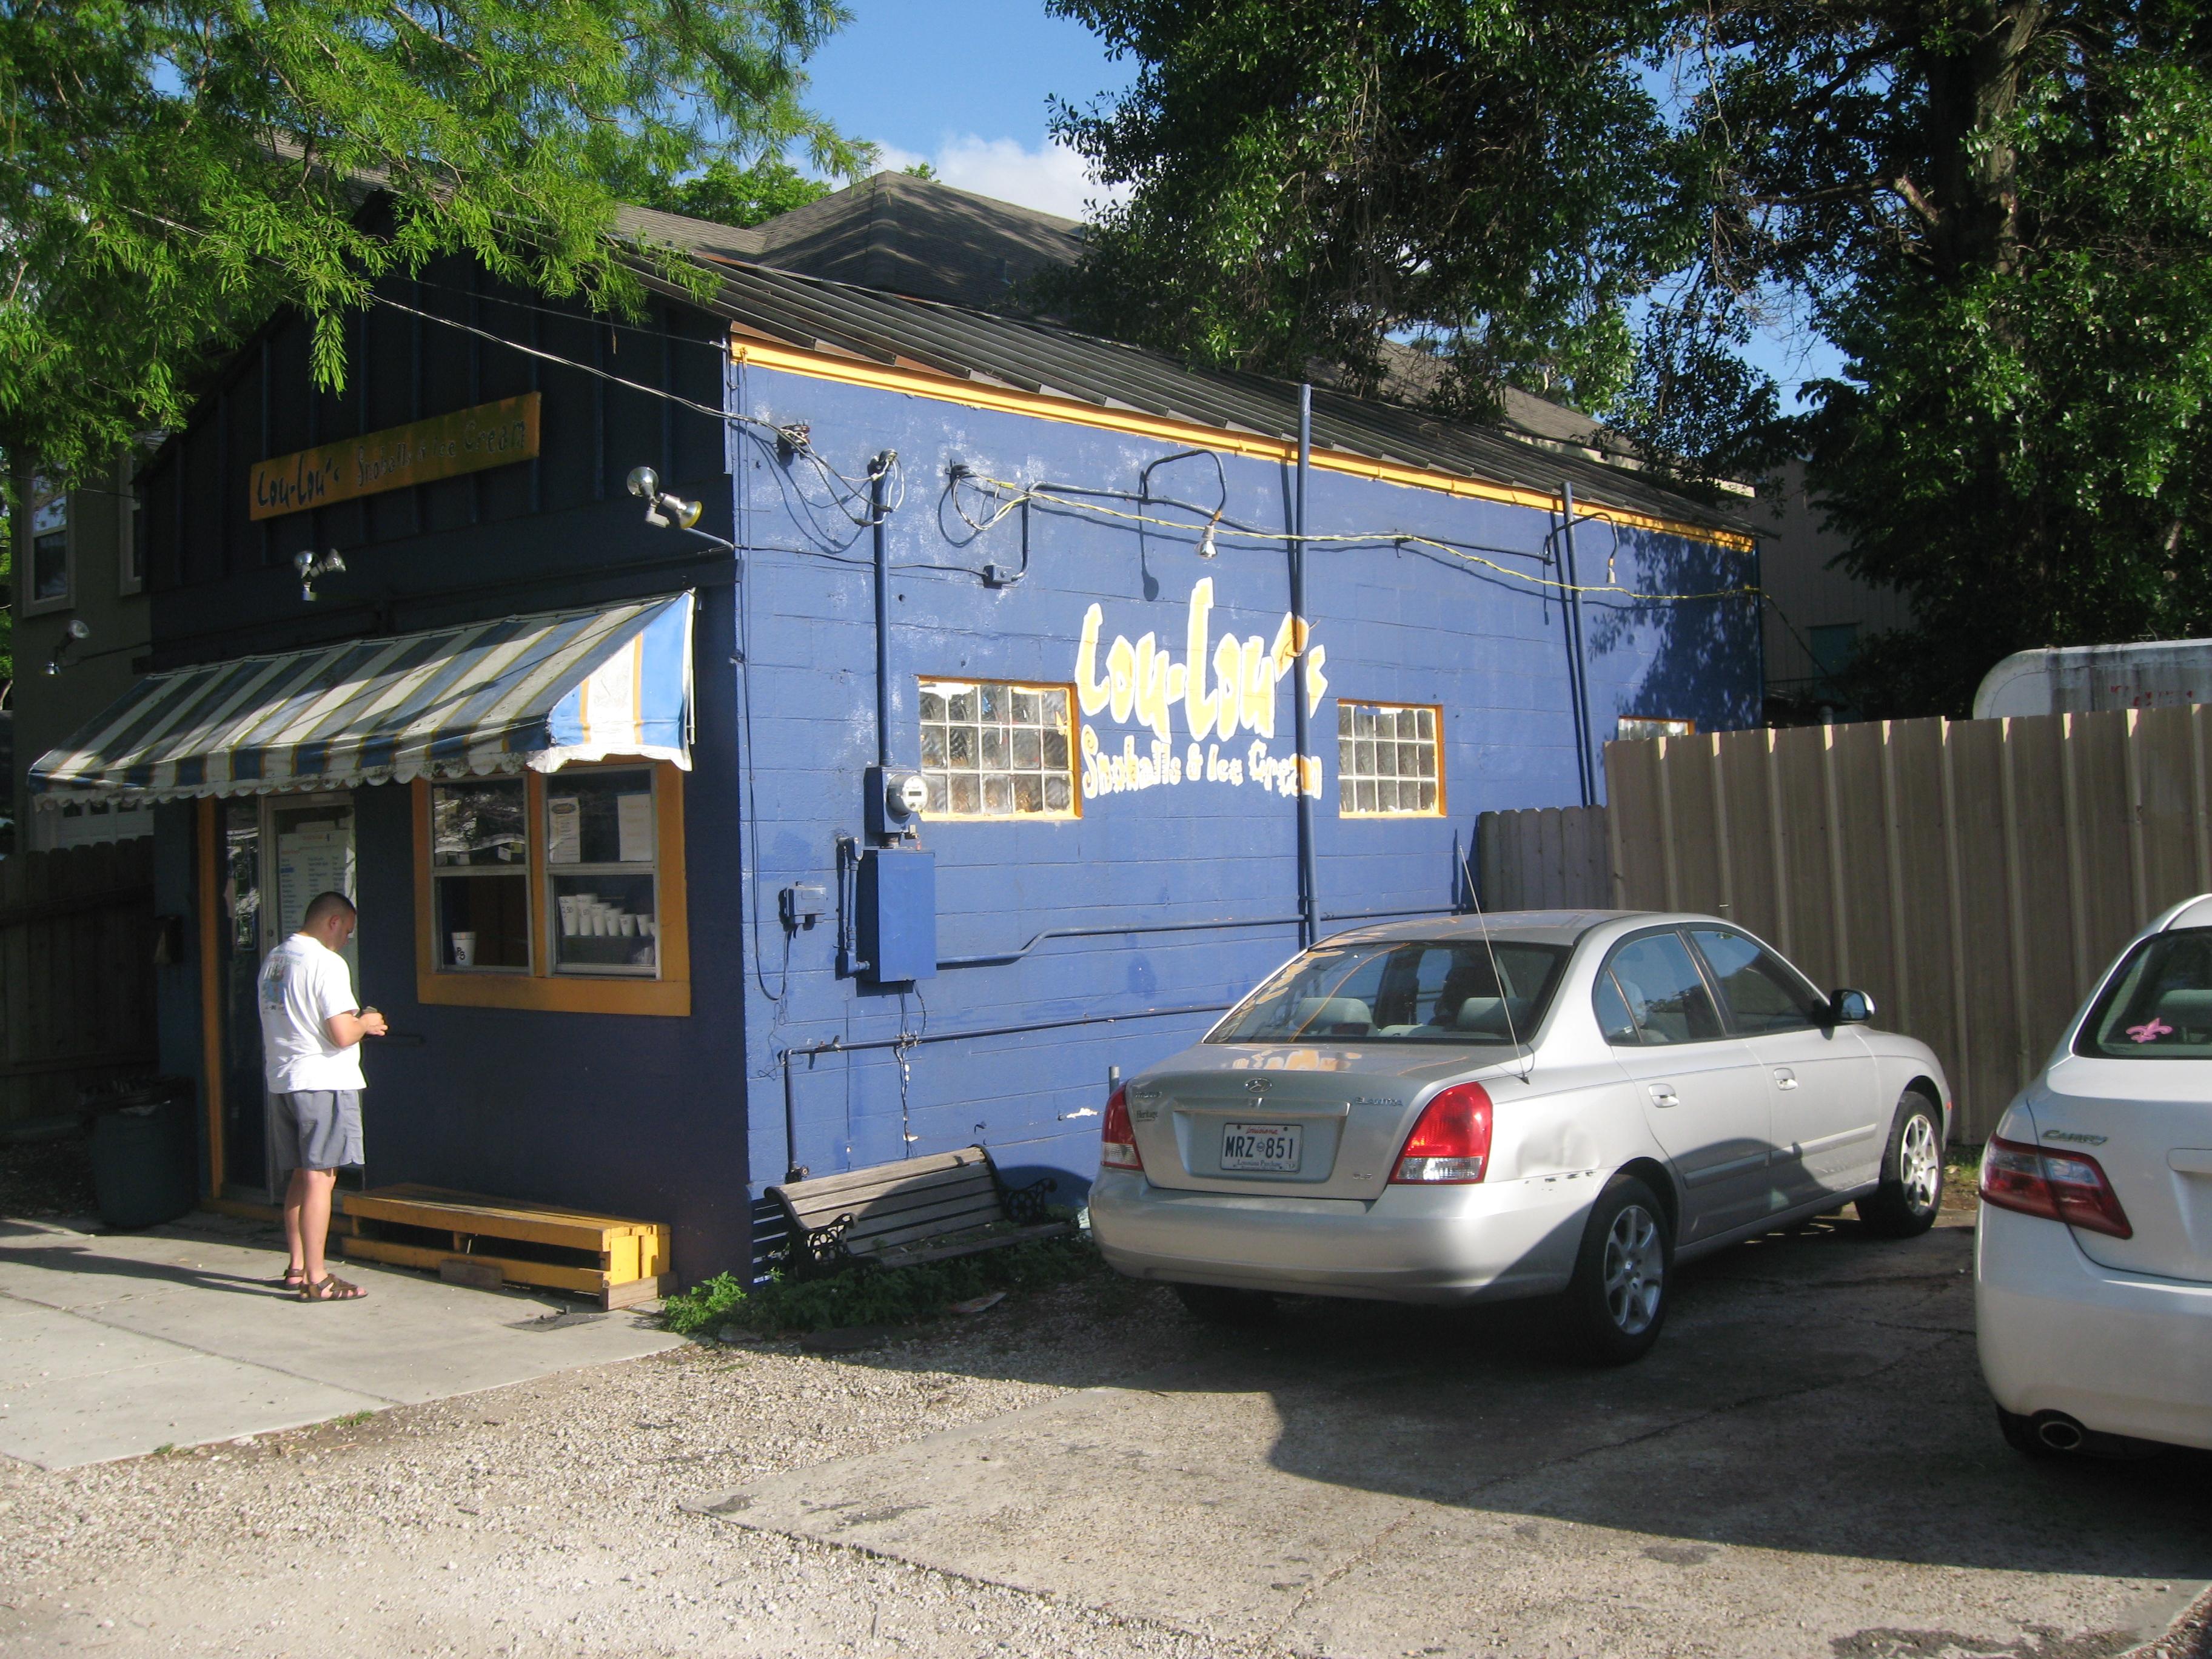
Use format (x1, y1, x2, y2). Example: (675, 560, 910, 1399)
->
(2127, 1017, 2174, 1043)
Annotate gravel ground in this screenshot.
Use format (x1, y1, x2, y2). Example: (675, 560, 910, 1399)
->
(1, 1234, 2205, 1659)
(0, 1270, 1262, 1658)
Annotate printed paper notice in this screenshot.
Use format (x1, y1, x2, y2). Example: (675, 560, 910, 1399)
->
(616, 794, 654, 864)
(548, 796, 581, 865)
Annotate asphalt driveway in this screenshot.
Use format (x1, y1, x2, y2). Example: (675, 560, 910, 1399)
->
(698, 1212, 2212, 1658)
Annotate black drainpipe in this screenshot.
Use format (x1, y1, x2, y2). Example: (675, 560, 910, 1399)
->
(871, 452, 898, 769)
(1292, 386, 1320, 947)
(1560, 480, 1595, 808)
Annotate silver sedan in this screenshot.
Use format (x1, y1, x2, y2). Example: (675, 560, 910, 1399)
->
(1089, 910, 1952, 1362)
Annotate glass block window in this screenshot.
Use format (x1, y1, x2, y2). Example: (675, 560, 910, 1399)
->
(1338, 700, 1443, 817)
(918, 679, 1077, 819)
(1617, 716, 1695, 741)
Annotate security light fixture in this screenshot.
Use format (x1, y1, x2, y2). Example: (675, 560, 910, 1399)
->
(294, 548, 344, 602)
(44, 617, 90, 675)
(626, 463, 703, 530)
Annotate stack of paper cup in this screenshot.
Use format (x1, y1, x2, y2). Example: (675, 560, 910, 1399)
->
(451, 931, 475, 967)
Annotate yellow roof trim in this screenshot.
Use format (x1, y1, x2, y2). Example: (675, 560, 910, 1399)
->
(729, 335, 1754, 554)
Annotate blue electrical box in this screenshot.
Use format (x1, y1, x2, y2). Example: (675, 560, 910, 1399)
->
(857, 847, 937, 983)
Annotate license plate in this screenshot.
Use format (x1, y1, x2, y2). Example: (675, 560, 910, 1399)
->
(1221, 1122, 1302, 1173)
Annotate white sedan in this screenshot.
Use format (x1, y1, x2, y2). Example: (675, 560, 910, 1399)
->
(1977, 894, 2212, 1455)
(1090, 910, 1952, 1362)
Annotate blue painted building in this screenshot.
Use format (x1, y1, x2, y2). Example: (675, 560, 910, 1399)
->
(29, 198, 1757, 1284)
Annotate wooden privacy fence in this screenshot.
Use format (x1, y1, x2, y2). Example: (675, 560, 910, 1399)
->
(1475, 805, 1612, 911)
(1604, 708, 2212, 1142)
(0, 840, 160, 1122)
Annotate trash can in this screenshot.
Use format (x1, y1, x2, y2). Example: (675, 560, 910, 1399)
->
(84, 1079, 198, 1230)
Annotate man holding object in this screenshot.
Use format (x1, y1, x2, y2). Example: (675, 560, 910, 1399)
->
(258, 890, 386, 1302)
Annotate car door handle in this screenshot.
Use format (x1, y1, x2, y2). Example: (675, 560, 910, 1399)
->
(1772, 1068, 1798, 1090)
(1648, 1084, 1678, 1107)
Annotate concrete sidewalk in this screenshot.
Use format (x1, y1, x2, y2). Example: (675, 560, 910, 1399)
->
(0, 1211, 683, 1469)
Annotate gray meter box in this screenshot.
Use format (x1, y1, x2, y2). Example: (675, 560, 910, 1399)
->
(857, 847, 937, 983)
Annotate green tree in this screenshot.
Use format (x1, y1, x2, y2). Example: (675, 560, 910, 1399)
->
(0, 0, 866, 484)
(1050, 1, 2212, 711)
(637, 154, 834, 227)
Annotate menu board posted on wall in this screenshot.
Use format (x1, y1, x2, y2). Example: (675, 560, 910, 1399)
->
(615, 794, 654, 865)
(547, 796, 581, 865)
(275, 826, 354, 939)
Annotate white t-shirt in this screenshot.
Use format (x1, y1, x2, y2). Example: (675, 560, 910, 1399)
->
(258, 934, 366, 1093)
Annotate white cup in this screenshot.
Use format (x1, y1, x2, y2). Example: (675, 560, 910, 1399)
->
(617, 913, 637, 937)
(451, 931, 475, 967)
(590, 910, 608, 937)
(558, 896, 580, 936)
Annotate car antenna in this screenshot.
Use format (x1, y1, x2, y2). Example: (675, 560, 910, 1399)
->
(1458, 847, 1532, 1084)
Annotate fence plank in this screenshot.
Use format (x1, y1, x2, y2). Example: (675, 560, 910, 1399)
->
(0, 842, 160, 1123)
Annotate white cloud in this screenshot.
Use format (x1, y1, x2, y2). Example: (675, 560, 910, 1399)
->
(867, 134, 1128, 223)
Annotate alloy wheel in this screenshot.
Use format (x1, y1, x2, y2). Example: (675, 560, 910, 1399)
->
(1603, 1204, 1664, 1335)
(1900, 1113, 1942, 1214)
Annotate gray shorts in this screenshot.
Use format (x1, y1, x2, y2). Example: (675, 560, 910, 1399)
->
(273, 1090, 364, 1174)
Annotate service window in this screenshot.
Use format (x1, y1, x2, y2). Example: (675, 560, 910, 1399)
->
(918, 678, 1076, 819)
(429, 778, 531, 971)
(411, 760, 688, 1016)
(1337, 700, 1442, 817)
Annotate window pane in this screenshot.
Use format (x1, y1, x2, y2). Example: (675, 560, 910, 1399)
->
(1336, 702, 1441, 817)
(950, 773, 981, 814)
(551, 872, 659, 975)
(1689, 928, 1823, 1034)
(1605, 933, 1724, 1044)
(32, 531, 67, 602)
(1043, 775, 1071, 811)
(1042, 729, 1068, 769)
(920, 726, 947, 767)
(2078, 930, 2212, 1057)
(980, 726, 1007, 769)
(919, 677, 1076, 819)
(919, 690, 945, 722)
(545, 769, 654, 866)
(948, 726, 976, 768)
(984, 774, 1013, 813)
(432, 779, 526, 868)
(1014, 774, 1043, 812)
(435, 872, 530, 970)
(1011, 729, 1041, 769)
(1011, 690, 1039, 725)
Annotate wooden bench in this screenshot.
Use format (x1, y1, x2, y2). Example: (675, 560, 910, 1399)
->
(340, 1184, 673, 1309)
(766, 1145, 1067, 1276)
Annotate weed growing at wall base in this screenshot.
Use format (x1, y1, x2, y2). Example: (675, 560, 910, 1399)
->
(660, 1234, 1102, 1337)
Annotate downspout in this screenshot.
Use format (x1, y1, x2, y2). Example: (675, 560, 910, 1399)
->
(1560, 481, 1596, 808)
(871, 452, 897, 768)
(1292, 386, 1320, 948)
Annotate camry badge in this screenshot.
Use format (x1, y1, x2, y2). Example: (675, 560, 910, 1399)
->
(2043, 1129, 2108, 1145)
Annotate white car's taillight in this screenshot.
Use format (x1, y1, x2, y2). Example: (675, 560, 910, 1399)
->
(1390, 1082, 1493, 1184)
(1100, 1085, 1142, 1172)
(1980, 1134, 2133, 1238)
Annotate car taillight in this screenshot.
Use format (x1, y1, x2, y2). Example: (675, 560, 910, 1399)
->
(1100, 1085, 1142, 1172)
(1390, 1082, 1493, 1184)
(1979, 1134, 2133, 1239)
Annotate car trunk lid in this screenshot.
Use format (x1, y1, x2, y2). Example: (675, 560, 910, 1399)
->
(2037, 1056, 2212, 1283)
(1127, 1047, 1501, 1201)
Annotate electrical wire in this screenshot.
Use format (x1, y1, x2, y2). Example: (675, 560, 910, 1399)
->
(957, 472, 1761, 606)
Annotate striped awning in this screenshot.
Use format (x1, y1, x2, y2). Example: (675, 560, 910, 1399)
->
(30, 592, 695, 807)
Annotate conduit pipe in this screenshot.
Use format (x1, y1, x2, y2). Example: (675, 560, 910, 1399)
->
(1292, 384, 1321, 947)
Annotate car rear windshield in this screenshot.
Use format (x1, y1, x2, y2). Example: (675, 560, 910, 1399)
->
(2077, 928, 2212, 1058)
(1208, 939, 1570, 1045)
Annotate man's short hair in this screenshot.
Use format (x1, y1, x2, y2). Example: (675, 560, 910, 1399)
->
(303, 890, 357, 930)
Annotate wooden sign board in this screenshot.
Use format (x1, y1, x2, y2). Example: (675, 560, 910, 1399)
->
(250, 392, 541, 521)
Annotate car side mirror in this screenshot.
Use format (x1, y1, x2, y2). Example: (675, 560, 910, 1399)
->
(1829, 988, 1875, 1024)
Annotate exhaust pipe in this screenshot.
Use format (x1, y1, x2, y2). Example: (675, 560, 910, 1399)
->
(2036, 1413, 2086, 1452)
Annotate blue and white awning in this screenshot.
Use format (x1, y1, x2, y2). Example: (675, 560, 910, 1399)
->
(30, 593, 695, 806)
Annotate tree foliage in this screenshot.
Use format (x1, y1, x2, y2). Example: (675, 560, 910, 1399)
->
(634, 154, 833, 228)
(1050, 0, 2212, 710)
(0, 0, 864, 481)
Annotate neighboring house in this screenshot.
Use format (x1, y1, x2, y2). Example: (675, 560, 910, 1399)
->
(24, 183, 1758, 1281)
(1754, 460, 1917, 719)
(8, 452, 155, 850)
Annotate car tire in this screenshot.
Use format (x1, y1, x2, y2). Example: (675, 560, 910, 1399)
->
(1857, 1091, 1945, 1238)
(1559, 1173, 1672, 1365)
(1172, 1282, 1276, 1327)
(1996, 1406, 2057, 1458)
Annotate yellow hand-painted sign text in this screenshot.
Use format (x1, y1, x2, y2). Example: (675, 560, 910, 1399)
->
(250, 394, 541, 521)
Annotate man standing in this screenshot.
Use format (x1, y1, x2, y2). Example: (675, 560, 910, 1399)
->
(258, 890, 386, 1302)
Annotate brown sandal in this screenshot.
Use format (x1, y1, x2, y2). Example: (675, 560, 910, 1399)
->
(299, 1275, 367, 1302)
(275, 1264, 307, 1289)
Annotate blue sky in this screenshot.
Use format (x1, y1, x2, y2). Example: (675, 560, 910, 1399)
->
(798, 2, 1842, 403)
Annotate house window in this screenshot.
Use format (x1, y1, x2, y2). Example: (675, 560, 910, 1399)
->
(1337, 700, 1443, 817)
(411, 760, 689, 1016)
(1617, 716, 1695, 741)
(117, 448, 146, 597)
(1808, 622, 1860, 680)
(918, 679, 1078, 819)
(429, 778, 531, 971)
(25, 478, 69, 613)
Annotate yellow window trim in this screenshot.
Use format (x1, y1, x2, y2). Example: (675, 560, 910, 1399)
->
(1338, 698, 1448, 820)
(728, 335, 1755, 555)
(412, 762, 691, 1017)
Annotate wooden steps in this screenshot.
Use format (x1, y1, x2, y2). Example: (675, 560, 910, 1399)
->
(340, 1184, 672, 1309)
